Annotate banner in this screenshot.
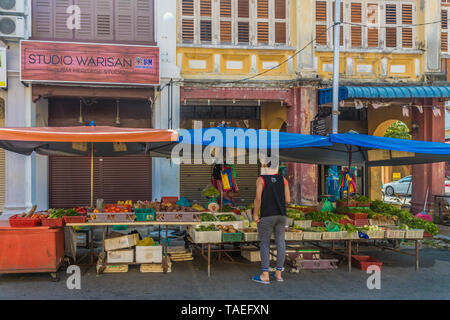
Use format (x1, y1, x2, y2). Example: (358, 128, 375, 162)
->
(20, 40, 159, 85)
(0, 48, 6, 88)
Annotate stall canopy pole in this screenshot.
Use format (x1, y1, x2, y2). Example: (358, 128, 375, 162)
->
(91, 142, 94, 208)
(347, 145, 352, 205)
(331, 0, 341, 134)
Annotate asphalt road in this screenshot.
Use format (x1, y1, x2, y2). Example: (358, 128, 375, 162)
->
(1, 245, 449, 300)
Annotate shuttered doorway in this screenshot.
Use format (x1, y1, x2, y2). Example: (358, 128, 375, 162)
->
(180, 164, 259, 207)
(49, 155, 152, 208)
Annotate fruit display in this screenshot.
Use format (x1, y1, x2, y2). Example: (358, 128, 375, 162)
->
(216, 214, 237, 221)
(196, 224, 219, 232)
(202, 185, 220, 198)
(217, 224, 238, 233)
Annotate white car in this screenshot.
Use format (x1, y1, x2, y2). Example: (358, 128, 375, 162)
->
(383, 176, 450, 196)
(383, 176, 412, 196)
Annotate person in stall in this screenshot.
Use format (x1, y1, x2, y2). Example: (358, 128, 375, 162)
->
(252, 152, 290, 284)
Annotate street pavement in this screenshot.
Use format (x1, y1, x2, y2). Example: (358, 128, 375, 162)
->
(0, 245, 449, 300)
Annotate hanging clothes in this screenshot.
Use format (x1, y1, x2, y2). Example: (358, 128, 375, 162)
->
(339, 168, 356, 194)
(326, 167, 340, 201)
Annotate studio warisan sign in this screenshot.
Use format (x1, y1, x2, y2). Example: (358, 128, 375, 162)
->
(20, 40, 159, 85)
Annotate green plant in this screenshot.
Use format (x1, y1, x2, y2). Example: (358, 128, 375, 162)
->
(353, 195, 371, 203)
(200, 213, 217, 222)
(196, 224, 218, 232)
(384, 121, 412, 140)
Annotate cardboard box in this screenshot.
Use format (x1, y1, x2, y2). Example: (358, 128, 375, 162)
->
(104, 233, 139, 251)
(136, 245, 163, 264)
(107, 249, 134, 263)
(104, 264, 129, 273)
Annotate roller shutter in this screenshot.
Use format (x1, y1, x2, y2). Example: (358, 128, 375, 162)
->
(180, 164, 259, 207)
(49, 155, 152, 208)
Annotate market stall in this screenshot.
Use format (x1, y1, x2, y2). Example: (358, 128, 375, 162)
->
(0, 126, 179, 277)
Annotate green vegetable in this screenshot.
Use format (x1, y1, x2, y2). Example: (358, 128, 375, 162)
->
(196, 224, 218, 232)
(64, 208, 80, 216)
(353, 195, 371, 203)
(202, 185, 219, 198)
(217, 214, 237, 221)
(201, 213, 217, 222)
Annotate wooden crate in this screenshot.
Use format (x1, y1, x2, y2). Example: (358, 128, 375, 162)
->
(103, 264, 129, 273)
(140, 261, 172, 273)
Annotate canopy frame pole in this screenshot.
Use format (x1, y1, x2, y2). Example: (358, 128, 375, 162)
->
(347, 145, 352, 206)
(331, 0, 341, 134)
(90, 142, 94, 208)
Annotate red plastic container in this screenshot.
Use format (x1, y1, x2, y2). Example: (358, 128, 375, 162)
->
(338, 219, 353, 225)
(347, 213, 369, 220)
(352, 255, 383, 271)
(0, 226, 64, 274)
(9, 215, 41, 227)
(41, 218, 64, 228)
(63, 216, 86, 224)
(353, 218, 370, 227)
(161, 196, 178, 204)
(104, 204, 132, 212)
(423, 232, 433, 238)
(311, 221, 325, 227)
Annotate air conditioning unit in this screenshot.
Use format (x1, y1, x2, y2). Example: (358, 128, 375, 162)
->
(0, 15, 25, 38)
(0, 0, 25, 14)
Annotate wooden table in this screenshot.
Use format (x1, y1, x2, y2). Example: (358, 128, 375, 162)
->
(66, 221, 199, 273)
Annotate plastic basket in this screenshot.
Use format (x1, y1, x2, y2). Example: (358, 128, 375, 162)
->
(324, 220, 340, 232)
(341, 231, 360, 240)
(176, 212, 195, 222)
(41, 218, 64, 227)
(161, 197, 178, 204)
(242, 231, 259, 242)
(352, 255, 383, 271)
(155, 212, 178, 222)
(63, 216, 87, 224)
(222, 232, 243, 242)
(9, 215, 41, 227)
(135, 209, 156, 222)
(302, 232, 322, 241)
(385, 229, 405, 239)
(347, 213, 369, 220)
(104, 204, 132, 212)
(109, 213, 135, 223)
(365, 230, 385, 239)
(322, 231, 341, 240)
(353, 219, 370, 227)
(404, 229, 424, 239)
(285, 231, 303, 241)
(311, 221, 325, 227)
(357, 202, 371, 207)
(294, 220, 312, 228)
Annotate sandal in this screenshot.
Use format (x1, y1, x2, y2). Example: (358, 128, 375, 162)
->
(252, 274, 270, 284)
(270, 272, 284, 282)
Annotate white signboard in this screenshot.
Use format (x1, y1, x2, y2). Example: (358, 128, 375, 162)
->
(0, 48, 6, 88)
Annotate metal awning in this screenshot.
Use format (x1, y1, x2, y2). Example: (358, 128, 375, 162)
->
(318, 86, 450, 105)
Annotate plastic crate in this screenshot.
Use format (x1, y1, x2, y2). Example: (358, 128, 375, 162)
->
(9, 215, 41, 227)
(189, 228, 222, 243)
(63, 216, 87, 224)
(294, 220, 312, 228)
(161, 197, 178, 204)
(404, 229, 424, 239)
(155, 212, 178, 222)
(175, 212, 195, 222)
(341, 231, 360, 240)
(365, 230, 385, 239)
(302, 232, 322, 241)
(285, 231, 303, 241)
(104, 204, 132, 213)
(423, 232, 433, 238)
(109, 213, 135, 223)
(322, 231, 342, 240)
(41, 218, 64, 227)
(353, 219, 370, 227)
(242, 231, 259, 242)
(222, 232, 243, 242)
(311, 221, 325, 227)
(385, 229, 405, 239)
(135, 209, 156, 222)
(295, 259, 339, 270)
(352, 255, 383, 271)
(347, 213, 369, 220)
(338, 219, 353, 225)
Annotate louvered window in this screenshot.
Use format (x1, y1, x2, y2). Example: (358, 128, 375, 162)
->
(385, 4, 397, 48)
(220, 0, 233, 43)
(442, 7, 448, 53)
(332, 1, 344, 46)
(32, 0, 154, 44)
(180, 0, 289, 46)
(366, 3, 379, 47)
(350, 2, 362, 47)
(401, 4, 413, 48)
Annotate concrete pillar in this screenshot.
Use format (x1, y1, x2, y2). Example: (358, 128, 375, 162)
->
(296, 0, 316, 77)
(423, 0, 441, 73)
(286, 87, 318, 204)
(152, 0, 181, 200)
(411, 99, 445, 214)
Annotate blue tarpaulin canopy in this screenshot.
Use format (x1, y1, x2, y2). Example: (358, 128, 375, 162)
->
(148, 127, 450, 166)
(318, 86, 450, 105)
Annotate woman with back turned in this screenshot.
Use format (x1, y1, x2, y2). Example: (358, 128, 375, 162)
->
(252, 154, 290, 284)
